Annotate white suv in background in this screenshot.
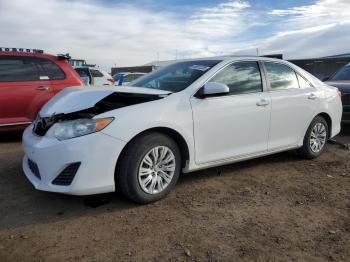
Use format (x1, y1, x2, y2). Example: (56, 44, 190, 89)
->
(75, 67, 114, 86)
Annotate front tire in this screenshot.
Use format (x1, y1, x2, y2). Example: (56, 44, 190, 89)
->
(116, 132, 181, 204)
(298, 116, 328, 159)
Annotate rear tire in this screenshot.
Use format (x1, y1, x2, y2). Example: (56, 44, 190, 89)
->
(116, 132, 181, 204)
(298, 116, 328, 159)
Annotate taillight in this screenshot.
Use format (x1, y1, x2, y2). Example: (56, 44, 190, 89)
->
(107, 78, 115, 85)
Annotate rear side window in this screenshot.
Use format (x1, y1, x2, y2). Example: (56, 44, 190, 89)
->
(0, 56, 40, 82)
(124, 74, 137, 82)
(264, 62, 299, 90)
(297, 74, 313, 88)
(36, 58, 65, 80)
(75, 68, 90, 77)
(91, 69, 104, 77)
(209, 61, 262, 95)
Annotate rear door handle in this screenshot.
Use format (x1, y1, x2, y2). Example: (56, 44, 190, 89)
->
(256, 99, 269, 107)
(36, 86, 49, 91)
(308, 93, 317, 100)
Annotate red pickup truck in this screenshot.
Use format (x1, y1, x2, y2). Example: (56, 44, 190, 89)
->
(0, 48, 83, 132)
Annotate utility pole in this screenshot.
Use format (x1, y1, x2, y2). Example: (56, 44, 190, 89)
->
(256, 48, 259, 56)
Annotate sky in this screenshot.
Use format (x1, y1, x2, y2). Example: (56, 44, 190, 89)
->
(1, 0, 350, 70)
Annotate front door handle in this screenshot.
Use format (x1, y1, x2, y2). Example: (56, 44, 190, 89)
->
(256, 99, 269, 107)
(308, 93, 317, 100)
(36, 86, 49, 91)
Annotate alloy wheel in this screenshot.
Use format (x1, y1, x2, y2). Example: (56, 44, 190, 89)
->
(309, 122, 327, 153)
(138, 146, 176, 194)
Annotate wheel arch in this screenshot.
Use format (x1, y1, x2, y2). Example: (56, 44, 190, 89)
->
(115, 127, 191, 178)
(317, 112, 332, 138)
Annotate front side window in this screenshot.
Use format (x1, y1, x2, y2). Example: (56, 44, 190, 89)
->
(330, 64, 350, 81)
(208, 61, 262, 95)
(0, 56, 40, 82)
(265, 62, 299, 90)
(131, 60, 221, 92)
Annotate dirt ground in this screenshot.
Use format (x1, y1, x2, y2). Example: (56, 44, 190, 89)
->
(0, 126, 350, 262)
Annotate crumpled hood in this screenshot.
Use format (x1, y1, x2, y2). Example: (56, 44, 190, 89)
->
(40, 86, 171, 117)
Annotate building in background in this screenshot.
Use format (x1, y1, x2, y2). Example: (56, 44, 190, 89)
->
(289, 54, 350, 80)
(69, 58, 96, 68)
(110, 53, 350, 80)
(111, 65, 154, 76)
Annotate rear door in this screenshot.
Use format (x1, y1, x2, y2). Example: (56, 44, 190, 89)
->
(35, 58, 68, 93)
(190, 61, 271, 164)
(263, 61, 319, 150)
(0, 56, 53, 125)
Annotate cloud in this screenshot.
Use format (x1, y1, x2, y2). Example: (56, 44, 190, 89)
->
(236, 0, 350, 59)
(257, 21, 350, 58)
(0, 0, 349, 70)
(0, 0, 253, 69)
(187, 1, 252, 37)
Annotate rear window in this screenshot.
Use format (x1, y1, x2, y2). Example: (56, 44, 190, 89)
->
(75, 68, 90, 77)
(90, 69, 104, 77)
(0, 56, 40, 82)
(36, 58, 65, 80)
(124, 74, 138, 82)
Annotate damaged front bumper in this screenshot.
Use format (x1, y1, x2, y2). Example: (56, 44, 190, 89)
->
(22, 125, 126, 195)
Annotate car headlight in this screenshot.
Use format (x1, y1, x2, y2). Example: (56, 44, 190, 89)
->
(46, 118, 114, 140)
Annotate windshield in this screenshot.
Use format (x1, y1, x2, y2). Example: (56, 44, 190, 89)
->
(330, 64, 350, 81)
(130, 60, 221, 92)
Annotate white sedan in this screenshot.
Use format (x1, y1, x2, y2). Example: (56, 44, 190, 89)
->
(22, 57, 342, 203)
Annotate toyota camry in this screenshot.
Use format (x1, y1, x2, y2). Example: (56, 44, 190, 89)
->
(22, 57, 342, 203)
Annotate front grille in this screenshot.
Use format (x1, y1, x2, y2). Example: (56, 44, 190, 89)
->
(52, 162, 81, 186)
(28, 158, 41, 180)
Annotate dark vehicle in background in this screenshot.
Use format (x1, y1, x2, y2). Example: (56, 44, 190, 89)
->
(0, 48, 83, 132)
(324, 63, 350, 123)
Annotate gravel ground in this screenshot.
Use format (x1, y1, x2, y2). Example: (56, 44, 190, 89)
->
(0, 126, 349, 262)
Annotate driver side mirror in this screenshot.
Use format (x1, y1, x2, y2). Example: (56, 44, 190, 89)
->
(195, 82, 229, 98)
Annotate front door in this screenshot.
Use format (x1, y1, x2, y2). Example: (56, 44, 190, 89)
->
(190, 61, 271, 164)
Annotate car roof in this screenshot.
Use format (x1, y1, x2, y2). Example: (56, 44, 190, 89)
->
(121, 72, 146, 74)
(0, 51, 57, 59)
(169, 56, 285, 63)
(0, 47, 64, 60)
